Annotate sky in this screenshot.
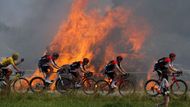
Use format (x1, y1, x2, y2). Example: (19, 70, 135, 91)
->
(0, 0, 189, 71)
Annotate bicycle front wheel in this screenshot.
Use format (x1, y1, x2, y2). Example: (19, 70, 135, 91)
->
(119, 80, 135, 96)
(170, 79, 188, 97)
(13, 78, 29, 94)
(82, 78, 96, 95)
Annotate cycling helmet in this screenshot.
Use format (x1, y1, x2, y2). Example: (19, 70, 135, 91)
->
(169, 53, 176, 58)
(12, 53, 19, 60)
(116, 56, 123, 62)
(83, 58, 89, 65)
(52, 52, 59, 59)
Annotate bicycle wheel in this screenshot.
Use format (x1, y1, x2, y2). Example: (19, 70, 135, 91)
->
(170, 79, 188, 97)
(82, 78, 96, 95)
(95, 80, 111, 96)
(55, 78, 74, 94)
(144, 79, 160, 97)
(29, 77, 46, 93)
(119, 80, 135, 96)
(13, 78, 29, 94)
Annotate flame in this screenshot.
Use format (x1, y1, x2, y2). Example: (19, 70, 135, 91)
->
(31, 0, 149, 90)
(49, 0, 149, 69)
(147, 61, 157, 80)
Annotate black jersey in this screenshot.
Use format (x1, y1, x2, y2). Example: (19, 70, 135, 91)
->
(38, 55, 52, 66)
(70, 61, 83, 70)
(106, 60, 118, 71)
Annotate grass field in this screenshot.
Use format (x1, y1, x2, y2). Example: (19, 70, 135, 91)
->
(0, 93, 189, 107)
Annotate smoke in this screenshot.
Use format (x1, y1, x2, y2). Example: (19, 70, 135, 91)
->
(111, 0, 190, 70)
(0, 0, 72, 69)
(0, 0, 189, 73)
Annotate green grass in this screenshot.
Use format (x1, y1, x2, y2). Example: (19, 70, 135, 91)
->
(0, 93, 189, 107)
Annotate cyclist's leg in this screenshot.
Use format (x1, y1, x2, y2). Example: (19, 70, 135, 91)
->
(0, 68, 12, 86)
(158, 71, 169, 107)
(156, 70, 162, 81)
(161, 72, 169, 94)
(107, 71, 116, 88)
(46, 66, 53, 79)
(6, 69, 12, 80)
(2, 68, 12, 81)
(40, 65, 52, 83)
(70, 71, 81, 87)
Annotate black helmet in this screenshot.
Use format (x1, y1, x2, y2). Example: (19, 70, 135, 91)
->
(83, 58, 89, 65)
(52, 52, 59, 59)
(169, 53, 176, 58)
(116, 56, 123, 62)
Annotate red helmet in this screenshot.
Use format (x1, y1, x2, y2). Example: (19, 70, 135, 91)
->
(169, 53, 176, 58)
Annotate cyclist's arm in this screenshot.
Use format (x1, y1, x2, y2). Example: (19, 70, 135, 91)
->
(115, 64, 125, 75)
(80, 65, 86, 73)
(50, 60, 60, 69)
(10, 59, 20, 72)
(168, 63, 178, 73)
(12, 64, 20, 72)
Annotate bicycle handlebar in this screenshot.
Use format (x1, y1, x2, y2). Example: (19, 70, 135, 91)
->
(170, 71, 183, 77)
(16, 71, 25, 76)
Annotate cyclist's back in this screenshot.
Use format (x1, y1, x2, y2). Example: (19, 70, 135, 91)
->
(70, 61, 82, 71)
(1, 57, 15, 67)
(105, 60, 117, 72)
(154, 57, 171, 78)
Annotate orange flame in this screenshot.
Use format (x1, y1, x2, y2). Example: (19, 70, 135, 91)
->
(49, 0, 149, 69)
(32, 0, 149, 89)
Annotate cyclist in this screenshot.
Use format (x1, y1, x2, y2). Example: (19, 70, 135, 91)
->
(69, 58, 89, 87)
(104, 56, 126, 88)
(0, 53, 24, 81)
(38, 52, 60, 83)
(154, 53, 178, 94)
(154, 53, 178, 107)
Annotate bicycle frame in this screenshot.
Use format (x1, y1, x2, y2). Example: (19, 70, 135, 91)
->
(103, 74, 126, 86)
(169, 73, 180, 89)
(152, 73, 182, 93)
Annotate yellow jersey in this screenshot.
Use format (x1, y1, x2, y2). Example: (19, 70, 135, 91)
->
(1, 57, 15, 67)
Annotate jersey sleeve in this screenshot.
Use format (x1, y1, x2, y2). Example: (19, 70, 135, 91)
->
(112, 60, 117, 65)
(164, 58, 171, 63)
(47, 55, 52, 60)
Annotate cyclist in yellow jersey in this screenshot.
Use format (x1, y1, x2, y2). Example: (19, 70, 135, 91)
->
(0, 53, 24, 80)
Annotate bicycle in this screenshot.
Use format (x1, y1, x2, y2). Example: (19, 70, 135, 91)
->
(144, 71, 188, 97)
(29, 70, 60, 93)
(95, 73, 135, 96)
(55, 70, 96, 95)
(0, 71, 29, 94)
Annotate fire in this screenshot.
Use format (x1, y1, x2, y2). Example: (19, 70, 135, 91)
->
(49, 0, 149, 69)
(32, 0, 149, 90)
(147, 61, 157, 80)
